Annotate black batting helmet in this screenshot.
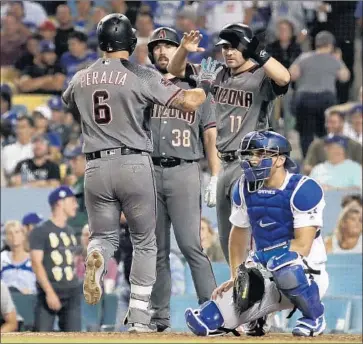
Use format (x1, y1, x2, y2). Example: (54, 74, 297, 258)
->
(147, 27, 180, 63)
(97, 13, 137, 55)
(215, 23, 253, 51)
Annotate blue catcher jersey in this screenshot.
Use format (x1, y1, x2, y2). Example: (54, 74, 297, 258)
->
(230, 172, 327, 266)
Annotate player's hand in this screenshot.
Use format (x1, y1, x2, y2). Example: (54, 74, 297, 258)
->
(181, 30, 205, 53)
(204, 176, 218, 207)
(211, 279, 234, 300)
(190, 57, 223, 86)
(46, 291, 62, 311)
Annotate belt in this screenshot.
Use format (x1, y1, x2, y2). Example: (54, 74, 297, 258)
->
(218, 151, 238, 162)
(85, 147, 144, 161)
(152, 157, 197, 168)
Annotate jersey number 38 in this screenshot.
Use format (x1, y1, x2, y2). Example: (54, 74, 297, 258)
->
(172, 129, 191, 147)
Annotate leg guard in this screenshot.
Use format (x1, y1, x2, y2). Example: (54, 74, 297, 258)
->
(185, 301, 225, 337)
(267, 252, 324, 321)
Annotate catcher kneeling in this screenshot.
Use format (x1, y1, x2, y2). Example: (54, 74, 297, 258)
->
(185, 130, 329, 337)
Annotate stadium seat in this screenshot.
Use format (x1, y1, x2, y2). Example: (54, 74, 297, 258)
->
(170, 295, 199, 331)
(326, 265, 362, 296)
(101, 294, 118, 327)
(81, 299, 102, 331)
(327, 253, 362, 266)
(12, 94, 52, 113)
(348, 296, 362, 334)
(11, 293, 36, 329)
(184, 262, 230, 295)
(286, 296, 352, 333)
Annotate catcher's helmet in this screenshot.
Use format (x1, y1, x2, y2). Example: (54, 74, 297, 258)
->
(97, 13, 137, 54)
(237, 130, 295, 192)
(215, 23, 253, 51)
(147, 27, 180, 63)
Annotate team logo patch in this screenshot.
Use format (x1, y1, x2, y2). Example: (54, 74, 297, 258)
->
(158, 29, 166, 39)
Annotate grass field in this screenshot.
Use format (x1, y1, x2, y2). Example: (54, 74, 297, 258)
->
(1, 332, 362, 344)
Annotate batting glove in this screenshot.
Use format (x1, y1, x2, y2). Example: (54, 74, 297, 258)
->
(204, 176, 218, 207)
(241, 34, 271, 66)
(191, 57, 223, 95)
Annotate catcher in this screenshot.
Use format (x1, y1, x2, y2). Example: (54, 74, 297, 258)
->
(185, 130, 329, 337)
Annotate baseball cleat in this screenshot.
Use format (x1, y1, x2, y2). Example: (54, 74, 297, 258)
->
(240, 315, 271, 336)
(128, 323, 157, 333)
(83, 250, 105, 305)
(292, 315, 326, 337)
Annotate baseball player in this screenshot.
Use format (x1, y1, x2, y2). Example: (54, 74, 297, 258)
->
(184, 130, 329, 337)
(62, 14, 220, 332)
(167, 24, 291, 262)
(146, 27, 220, 332)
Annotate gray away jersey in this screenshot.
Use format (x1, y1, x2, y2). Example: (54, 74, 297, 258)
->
(62, 58, 182, 153)
(150, 75, 216, 160)
(186, 63, 289, 153)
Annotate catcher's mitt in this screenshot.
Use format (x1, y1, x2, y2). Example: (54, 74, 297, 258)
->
(232, 263, 265, 315)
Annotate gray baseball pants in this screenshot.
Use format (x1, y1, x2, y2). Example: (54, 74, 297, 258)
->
(84, 151, 157, 325)
(150, 161, 217, 328)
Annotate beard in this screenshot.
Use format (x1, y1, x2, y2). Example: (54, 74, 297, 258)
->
(155, 57, 169, 74)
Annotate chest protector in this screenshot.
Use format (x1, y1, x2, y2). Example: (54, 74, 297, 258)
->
(243, 174, 303, 250)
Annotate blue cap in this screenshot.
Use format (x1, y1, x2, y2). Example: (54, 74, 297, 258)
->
(48, 186, 75, 206)
(40, 40, 55, 53)
(0, 83, 12, 97)
(47, 96, 63, 111)
(22, 212, 43, 226)
(324, 135, 348, 149)
(64, 146, 83, 159)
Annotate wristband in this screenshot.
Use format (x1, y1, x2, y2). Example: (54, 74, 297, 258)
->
(198, 80, 213, 96)
(253, 49, 271, 66)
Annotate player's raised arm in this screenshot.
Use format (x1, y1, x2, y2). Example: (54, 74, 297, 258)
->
(167, 30, 205, 78)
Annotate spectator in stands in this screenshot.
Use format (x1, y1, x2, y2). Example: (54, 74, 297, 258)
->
(22, 212, 43, 233)
(62, 125, 82, 158)
(267, 19, 302, 70)
(343, 104, 362, 145)
(130, 44, 151, 66)
(110, 0, 140, 26)
(200, 217, 224, 262)
(1, 115, 34, 178)
(141, 0, 185, 28)
(32, 106, 62, 162)
(1, 0, 47, 28)
(87, 6, 109, 50)
(64, 147, 88, 236)
(325, 206, 362, 254)
(15, 41, 66, 96)
(29, 186, 81, 332)
(175, 6, 209, 63)
(54, 4, 75, 58)
(135, 11, 154, 45)
(38, 20, 57, 45)
(0, 220, 36, 294)
(0, 84, 18, 127)
(341, 194, 362, 210)
(75, 224, 117, 293)
(0, 14, 30, 67)
(6, 1, 37, 33)
(196, 1, 253, 34)
(60, 31, 98, 87)
(0, 281, 18, 332)
(74, 0, 93, 32)
(47, 96, 71, 147)
(290, 31, 351, 157)
(10, 134, 61, 188)
(322, 2, 357, 104)
(303, 111, 362, 175)
(14, 33, 42, 73)
(310, 135, 362, 191)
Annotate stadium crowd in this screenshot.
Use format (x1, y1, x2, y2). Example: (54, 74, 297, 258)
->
(0, 0, 362, 333)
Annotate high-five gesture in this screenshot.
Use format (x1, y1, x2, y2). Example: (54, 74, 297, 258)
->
(181, 30, 205, 53)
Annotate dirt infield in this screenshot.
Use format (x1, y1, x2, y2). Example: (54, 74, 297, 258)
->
(1, 332, 362, 344)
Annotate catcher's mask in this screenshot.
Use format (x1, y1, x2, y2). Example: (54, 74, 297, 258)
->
(237, 130, 295, 192)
